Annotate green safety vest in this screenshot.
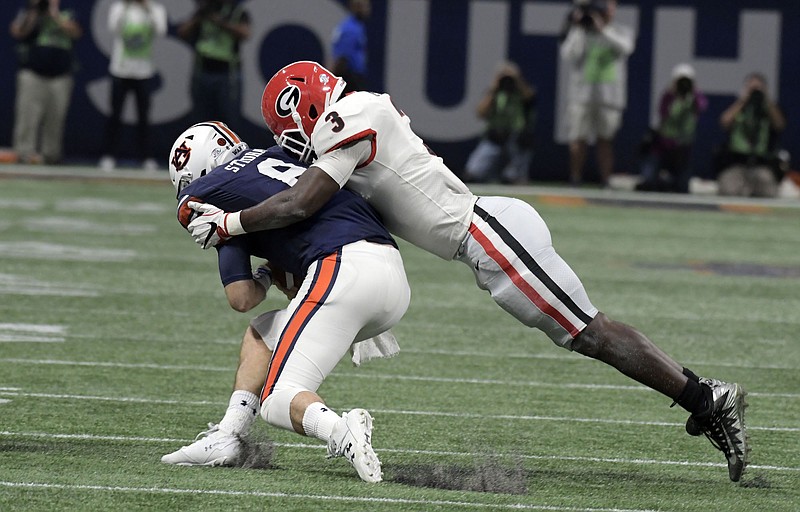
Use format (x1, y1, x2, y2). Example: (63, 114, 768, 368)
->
(659, 95, 697, 145)
(120, 9, 155, 59)
(583, 44, 617, 84)
(728, 102, 772, 157)
(486, 91, 528, 137)
(195, 5, 245, 64)
(35, 11, 75, 50)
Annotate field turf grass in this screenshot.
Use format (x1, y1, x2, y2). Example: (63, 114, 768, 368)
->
(0, 174, 798, 511)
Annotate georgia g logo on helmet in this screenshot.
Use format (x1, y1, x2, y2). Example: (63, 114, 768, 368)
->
(275, 85, 301, 118)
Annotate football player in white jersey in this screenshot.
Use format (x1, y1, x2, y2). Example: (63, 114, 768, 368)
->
(186, 61, 749, 482)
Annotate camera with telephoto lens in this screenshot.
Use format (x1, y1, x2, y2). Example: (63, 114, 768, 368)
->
(32, 0, 48, 12)
(746, 88, 765, 116)
(747, 89, 765, 106)
(497, 75, 517, 93)
(197, 0, 223, 16)
(675, 77, 694, 97)
(574, 0, 608, 29)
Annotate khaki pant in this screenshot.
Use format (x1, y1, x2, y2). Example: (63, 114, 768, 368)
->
(717, 164, 778, 198)
(13, 69, 74, 163)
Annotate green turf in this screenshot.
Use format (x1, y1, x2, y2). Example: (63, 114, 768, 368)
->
(0, 176, 798, 511)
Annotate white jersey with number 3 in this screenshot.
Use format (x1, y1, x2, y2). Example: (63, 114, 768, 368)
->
(311, 91, 477, 260)
(311, 91, 598, 347)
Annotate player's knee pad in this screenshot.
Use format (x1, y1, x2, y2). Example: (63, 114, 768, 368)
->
(260, 387, 303, 432)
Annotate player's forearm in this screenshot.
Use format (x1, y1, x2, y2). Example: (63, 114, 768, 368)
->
(239, 194, 313, 233)
(239, 168, 339, 233)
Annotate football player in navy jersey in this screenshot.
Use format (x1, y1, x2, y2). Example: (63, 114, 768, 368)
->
(160, 121, 410, 483)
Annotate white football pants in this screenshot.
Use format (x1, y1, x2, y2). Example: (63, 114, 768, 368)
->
(455, 196, 598, 349)
(252, 240, 410, 431)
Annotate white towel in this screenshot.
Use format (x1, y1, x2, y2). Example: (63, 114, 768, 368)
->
(252, 309, 399, 366)
(350, 330, 400, 367)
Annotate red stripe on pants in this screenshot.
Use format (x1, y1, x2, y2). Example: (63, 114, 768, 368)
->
(468, 223, 581, 337)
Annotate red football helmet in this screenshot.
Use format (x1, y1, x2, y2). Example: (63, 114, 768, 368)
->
(261, 61, 346, 162)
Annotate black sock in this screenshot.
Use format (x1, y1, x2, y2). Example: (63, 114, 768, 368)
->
(683, 367, 700, 383)
(675, 371, 710, 416)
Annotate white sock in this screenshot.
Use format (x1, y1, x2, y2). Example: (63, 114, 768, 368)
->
(301, 402, 341, 442)
(218, 390, 259, 436)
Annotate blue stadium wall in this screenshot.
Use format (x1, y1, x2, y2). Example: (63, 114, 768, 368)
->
(0, 0, 797, 182)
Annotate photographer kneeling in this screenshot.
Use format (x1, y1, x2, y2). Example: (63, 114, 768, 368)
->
(636, 63, 707, 193)
(716, 72, 786, 198)
(463, 61, 537, 185)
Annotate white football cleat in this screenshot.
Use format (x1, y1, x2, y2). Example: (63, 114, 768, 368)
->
(327, 408, 382, 483)
(161, 423, 241, 466)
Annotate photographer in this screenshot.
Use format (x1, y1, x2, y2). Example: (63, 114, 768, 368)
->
(716, 72, 786, 197)
(178, 0, 250, 126)
(99, 0, 167, 172)
(10, 0, 82, 164)
(636, 63, 708, 193)
(559, 0, 635, 186)
(462, 61, 537, 184)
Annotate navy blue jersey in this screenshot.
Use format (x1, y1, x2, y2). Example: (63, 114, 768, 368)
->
(177, 146, 396, 284)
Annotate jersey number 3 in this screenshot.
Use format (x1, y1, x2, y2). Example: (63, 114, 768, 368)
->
(325, 111, 345, 133)
(257, 158, 306, 186)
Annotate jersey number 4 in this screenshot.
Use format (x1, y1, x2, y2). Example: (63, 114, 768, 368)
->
(256, 158, 306, 186)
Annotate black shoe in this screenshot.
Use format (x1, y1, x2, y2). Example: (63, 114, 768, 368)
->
(686, 378, 749, 482)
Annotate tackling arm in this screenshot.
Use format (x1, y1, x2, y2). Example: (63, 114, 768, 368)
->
(186, 166, 339, 249)
(240, 166, 339, 232)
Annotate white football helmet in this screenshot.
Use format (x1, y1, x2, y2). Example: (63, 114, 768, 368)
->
(168, 121, 249, 193)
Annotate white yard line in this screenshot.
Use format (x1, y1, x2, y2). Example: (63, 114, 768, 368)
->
(0, 481, 659, 512)
(0, 324, 66, 343)
(0, 391, 796, 433)
(0, 336, 65, 343)
(403, 348, 800, 371)
(1, 357, 798, 399)
(0, 430, 798, 474)
(0, 323, 65, 333)
(0, 242, 136, 262)
(2, 342, 798, 370)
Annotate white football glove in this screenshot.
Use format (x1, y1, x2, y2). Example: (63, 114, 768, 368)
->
(252, 263, 273, 291)
(186, 201, 245, 249)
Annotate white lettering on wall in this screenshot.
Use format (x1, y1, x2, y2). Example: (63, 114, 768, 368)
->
(80, 0, 783, 152)
(385, 0, 509, 141)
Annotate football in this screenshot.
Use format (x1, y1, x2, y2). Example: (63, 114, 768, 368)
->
(266, 261, 302, 299)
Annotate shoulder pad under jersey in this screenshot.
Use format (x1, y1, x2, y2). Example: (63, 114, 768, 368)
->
(312, 92, 381, 156)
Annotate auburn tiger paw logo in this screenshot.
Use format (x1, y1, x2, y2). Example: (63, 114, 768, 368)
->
(172, 141, 192, 171)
